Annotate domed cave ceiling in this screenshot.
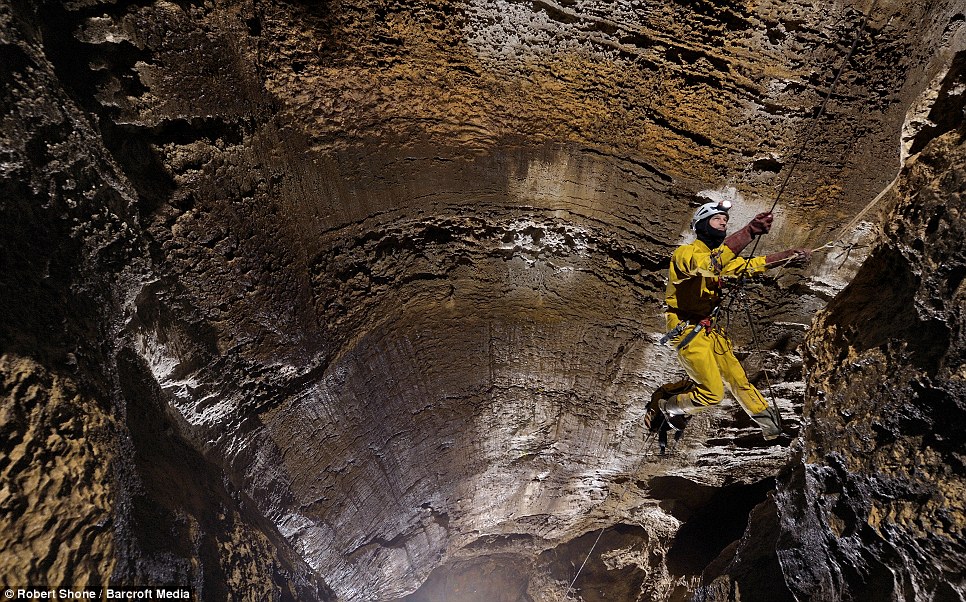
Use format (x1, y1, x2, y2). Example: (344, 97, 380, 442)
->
(1, 0, 964, 600)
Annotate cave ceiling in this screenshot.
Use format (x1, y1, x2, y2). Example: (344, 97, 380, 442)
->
(2, 0, 965, 600)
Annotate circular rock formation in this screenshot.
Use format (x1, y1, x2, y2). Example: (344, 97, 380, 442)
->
(1, 0, 964, 600)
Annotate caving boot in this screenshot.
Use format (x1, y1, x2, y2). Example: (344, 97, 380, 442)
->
(643, 379, 694, 432)
(751, 405, 783, 441)
(658, 394, 695, 432)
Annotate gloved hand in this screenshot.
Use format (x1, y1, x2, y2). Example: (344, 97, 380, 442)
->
(765, 248, 811, 266)
(724, 212, 774, 255)
(747, 212, 774, 236)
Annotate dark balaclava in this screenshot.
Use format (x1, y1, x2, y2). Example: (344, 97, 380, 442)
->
(694, 216, 727, 248)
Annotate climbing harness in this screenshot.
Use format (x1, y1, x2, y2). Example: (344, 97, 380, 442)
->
(658, 320, 689, 346)
(659, 306, 721, 351)
(674, 316, 715, 350)
(675, 321, 705, 349)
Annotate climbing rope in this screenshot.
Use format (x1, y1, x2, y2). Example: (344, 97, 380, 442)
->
(725, 0, 877, 297)
(560, 473, 639, 601)
(560, 12, 684, 597)
(771, 8, 874, 217)
(747, 1, 876, 259)
(562, 525, 606, 600)
(744, 299, 779, 425)
(720, 1, 878, 422)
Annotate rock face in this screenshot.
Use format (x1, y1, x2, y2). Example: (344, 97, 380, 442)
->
(1, 0, 964, 600)
(780, 82, 966, 599)
(701, 55, 966, 602)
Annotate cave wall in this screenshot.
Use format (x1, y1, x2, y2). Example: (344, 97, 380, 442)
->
(702, 52, 966, 602)
(0, 1, 332, 597)
(779, 68, 966, 601)
(2, 0, 965, 600)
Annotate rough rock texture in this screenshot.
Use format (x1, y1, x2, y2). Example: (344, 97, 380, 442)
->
(1, 1, 332, 597)
(701, 53, 966, 602)
(1, 0, 965, 600)
(781, 82, 966, 600)
(0, 356, 116, 587)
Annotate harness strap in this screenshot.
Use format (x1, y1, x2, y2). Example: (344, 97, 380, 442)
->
(659, 320, 689, 345)
(677, 316, 714, 351)
(666, 307, 721, 350)
(675, 322, 706, 350)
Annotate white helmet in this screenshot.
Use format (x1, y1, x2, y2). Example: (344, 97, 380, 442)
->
(690, 200, 732, 230)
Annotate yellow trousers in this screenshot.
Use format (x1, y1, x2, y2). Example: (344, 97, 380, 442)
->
(673, 326, 768, 416)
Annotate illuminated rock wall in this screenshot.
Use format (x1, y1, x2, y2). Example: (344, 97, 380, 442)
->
(1, 0, 963, 599)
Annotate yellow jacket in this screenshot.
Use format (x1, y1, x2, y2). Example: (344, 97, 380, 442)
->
(665, 239, 767, 330)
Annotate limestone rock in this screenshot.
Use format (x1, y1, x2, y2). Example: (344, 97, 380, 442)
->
(1, 0, 965, 600)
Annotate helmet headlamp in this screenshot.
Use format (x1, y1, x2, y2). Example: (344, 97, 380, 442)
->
(690, 199, 732, 230)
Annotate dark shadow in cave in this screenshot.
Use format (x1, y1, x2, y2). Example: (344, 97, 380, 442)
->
(114, 348, 336, 601)
(651, 475, 775, 577)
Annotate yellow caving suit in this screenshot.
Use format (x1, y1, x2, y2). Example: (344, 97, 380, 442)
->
(665, 239, 769, 416)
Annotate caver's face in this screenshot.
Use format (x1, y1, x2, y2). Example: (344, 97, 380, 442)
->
(708, 213, 729, 232)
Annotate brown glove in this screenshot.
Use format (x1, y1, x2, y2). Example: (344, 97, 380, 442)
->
(747, 212, 774, 236)
(765, 248, 811, 267)
(724, 212, 773, 255)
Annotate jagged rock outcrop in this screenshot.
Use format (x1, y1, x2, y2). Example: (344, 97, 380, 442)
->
(779, 79, 966, 600)
(696, 51, 966, 602)
(1, 0, 964, 600)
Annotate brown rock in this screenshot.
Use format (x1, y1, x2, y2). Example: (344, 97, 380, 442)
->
(2, 0, 964, 599)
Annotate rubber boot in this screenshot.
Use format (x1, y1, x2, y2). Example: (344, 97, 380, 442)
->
(751, 405, 783, 441)
(659, 394, 697, 432)
(644, 379, 693, 432)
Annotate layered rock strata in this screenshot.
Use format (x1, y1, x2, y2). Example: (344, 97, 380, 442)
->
(698, 50, 966, 602)
(1, 0, 965, 600)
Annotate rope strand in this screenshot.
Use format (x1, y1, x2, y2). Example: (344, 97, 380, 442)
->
(723, 2, 878, 339)
(563, 525, 607, 600)
(560, 475, 638, 600)
(766, 5, 874, 217)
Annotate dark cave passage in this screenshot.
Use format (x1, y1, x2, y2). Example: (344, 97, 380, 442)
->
(652, 476, 774, 577)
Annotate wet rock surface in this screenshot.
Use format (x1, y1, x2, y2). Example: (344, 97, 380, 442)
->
(1, 0, 965, 600)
